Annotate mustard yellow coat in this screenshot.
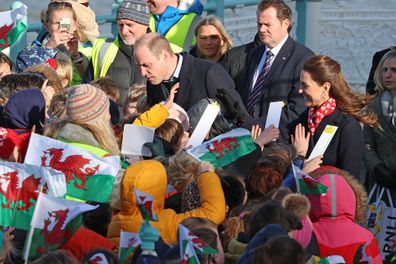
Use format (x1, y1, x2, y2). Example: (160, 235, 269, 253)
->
(107, 160, 226, 249)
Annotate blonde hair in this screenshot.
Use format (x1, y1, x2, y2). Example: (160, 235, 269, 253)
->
(55, 52, 73, 88)
(44, 112, 120, 156)
(194, 15, 233, 57)
(25, 64, 64, 95)
(374, 49, 396, 93)
(167, 151, 200, 187)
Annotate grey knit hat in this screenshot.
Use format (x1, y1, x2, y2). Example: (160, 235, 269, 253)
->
(116, 0, 150, 26)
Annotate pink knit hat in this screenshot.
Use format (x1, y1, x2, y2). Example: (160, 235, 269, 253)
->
(66, 84, 109, 122)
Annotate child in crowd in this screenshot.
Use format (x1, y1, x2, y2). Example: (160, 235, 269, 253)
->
(90, 76, 120, 105)
(0, 52, 12, 79)
(54, 52, 74, 88)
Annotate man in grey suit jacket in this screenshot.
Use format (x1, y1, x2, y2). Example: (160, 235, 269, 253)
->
(238, 0, 314, 142)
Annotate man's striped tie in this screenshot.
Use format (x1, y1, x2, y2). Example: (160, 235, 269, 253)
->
(247, 50, 274, 116)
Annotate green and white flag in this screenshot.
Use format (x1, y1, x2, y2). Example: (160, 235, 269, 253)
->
(119, 231, 141, 264)
(180, 225, 200, 264)
(134, 188, 158, 221)
(0, 161, 66, 230)
(0, 4, 28, 53)
(187, 128, 256, 168)
(23, 192, 97, 261)
(24, 133, 120, 202)
(179, 224, 217, 255)
(292, 165, 328, 195)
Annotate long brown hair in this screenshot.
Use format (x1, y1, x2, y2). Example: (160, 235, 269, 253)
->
(303, 55, 377, 127)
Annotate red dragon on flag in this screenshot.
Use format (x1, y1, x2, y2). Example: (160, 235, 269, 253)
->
(37, 208, 72, 254)
(207, 137, 239, 160)
(0, 171, 41, 211)
(0, 24, 13, 49)
(41, 148, 99, 190)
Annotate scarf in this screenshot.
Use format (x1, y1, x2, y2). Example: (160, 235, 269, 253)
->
(380, 90, 396, 127)
(154, 0, 203, 36)
(308, 97, 336, 135)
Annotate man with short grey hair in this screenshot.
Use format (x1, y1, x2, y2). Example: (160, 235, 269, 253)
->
(83, 0, 150, 102)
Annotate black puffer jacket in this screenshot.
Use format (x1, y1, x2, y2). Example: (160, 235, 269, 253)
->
(220, 34, 263, 91)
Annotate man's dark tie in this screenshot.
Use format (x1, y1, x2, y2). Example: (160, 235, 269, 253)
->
(246, 50, 274, 116)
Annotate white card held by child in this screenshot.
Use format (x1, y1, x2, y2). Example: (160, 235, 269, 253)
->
(187, 101, 220, 148)
(264, 101, 284, 129)
(121, 124, 155, 157)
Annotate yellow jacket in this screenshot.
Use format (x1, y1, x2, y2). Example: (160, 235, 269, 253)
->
(117, 104, 169, 146)
(132, 104, 169, 128)
(107, 160, 226, 248)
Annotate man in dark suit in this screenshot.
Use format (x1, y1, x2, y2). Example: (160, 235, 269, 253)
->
(134, 32, 249, 126)
(238, 0, 314, 142)
(366, 46, 396, 95)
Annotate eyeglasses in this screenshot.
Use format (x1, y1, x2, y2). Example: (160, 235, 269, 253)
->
(48, 1, 73, 9)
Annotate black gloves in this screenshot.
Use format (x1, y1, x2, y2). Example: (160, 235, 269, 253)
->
(373, 163, 396, 188)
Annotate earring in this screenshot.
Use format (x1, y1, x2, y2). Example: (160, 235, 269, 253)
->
(321, 92, 328, 103)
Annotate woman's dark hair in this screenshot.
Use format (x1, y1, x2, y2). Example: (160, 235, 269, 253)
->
(0, 52, 12, 69)
(303, 55, 377, 127)
(0, 73, 45, 105)
(247, 200, 302, 238)
(251, 236, 305, 264)
(220, 176, 246, 212)
(83, 202, 112, 237)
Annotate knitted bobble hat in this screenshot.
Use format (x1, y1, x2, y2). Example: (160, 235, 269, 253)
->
(66, 84, 109, 123)
(116, 0, 150, 26)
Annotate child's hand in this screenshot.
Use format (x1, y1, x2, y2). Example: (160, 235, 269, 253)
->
(164, 82, 179, 109)
(41, 79, 55, 101)
(303, 155, 323, 174)
(252, 124, 280, 149)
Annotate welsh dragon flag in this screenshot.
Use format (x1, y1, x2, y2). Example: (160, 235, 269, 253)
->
(119, 231, 141, 264)
(134, 188, 158, 221)
(0, 160, 66, 230)
(187, 128, 256, 168)
(179, 224, 217, 263)
(23, 192, 97, 260)
(0, 4, 27, 54)
(24, 133, 120, 203)
(292, 165, 328, 195)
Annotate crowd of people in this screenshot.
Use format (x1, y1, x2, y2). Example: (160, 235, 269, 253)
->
(0, 0, 395, 263)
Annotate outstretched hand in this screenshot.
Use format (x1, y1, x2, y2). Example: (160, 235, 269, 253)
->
(291, 124, 310, 157)
(251, 124, 280, 150)
(164, 82, 180, 109)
